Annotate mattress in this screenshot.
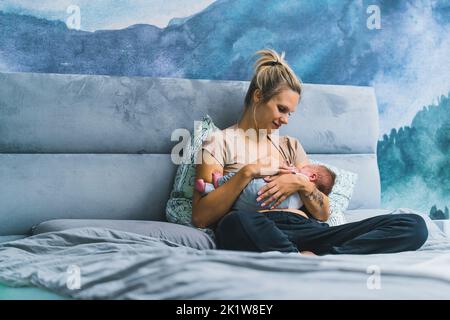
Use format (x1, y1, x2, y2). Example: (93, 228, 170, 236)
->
(0, 209, 448, 300)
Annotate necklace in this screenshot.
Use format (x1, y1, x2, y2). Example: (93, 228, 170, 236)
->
(266, 133, 291, 166)
(236, 120, 290, 165)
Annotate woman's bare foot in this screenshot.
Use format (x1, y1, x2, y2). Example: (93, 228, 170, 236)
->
(300, 251, 316, 256)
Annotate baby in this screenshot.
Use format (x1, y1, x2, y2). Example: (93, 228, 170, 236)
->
(195, 164, 336, 212)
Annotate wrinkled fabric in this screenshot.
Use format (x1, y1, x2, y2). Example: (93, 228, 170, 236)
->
(1, 215, 450, 299)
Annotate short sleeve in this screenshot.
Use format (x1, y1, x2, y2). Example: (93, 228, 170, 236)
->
(201, 131, 225, 167)
(289, 137, 308, 165)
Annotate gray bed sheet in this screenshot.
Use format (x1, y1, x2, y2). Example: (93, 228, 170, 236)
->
(0, 209, 449, 300)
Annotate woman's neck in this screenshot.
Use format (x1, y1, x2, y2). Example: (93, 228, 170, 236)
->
(237, 108, 257, 131)
(237, 109, 272, 142)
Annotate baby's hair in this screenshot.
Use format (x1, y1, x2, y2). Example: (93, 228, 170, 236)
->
(243, 48, 302, 129)
(315, 165, 336, 195)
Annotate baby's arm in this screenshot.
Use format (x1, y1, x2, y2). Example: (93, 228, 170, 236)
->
(215, 171, 236, 186)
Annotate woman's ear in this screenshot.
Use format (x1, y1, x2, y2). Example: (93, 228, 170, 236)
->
(253, 89, 261, 104)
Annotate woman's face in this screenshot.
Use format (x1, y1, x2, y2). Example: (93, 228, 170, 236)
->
(254, 88, 300, 133)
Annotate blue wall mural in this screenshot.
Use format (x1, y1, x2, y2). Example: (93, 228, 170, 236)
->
(0, 0, 449, 217)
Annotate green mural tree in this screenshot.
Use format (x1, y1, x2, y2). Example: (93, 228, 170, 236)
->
(378, 92, 450, 217)
(430, 205, 449, 220)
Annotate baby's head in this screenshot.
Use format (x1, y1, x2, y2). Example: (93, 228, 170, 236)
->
(298, 164, 336, 195)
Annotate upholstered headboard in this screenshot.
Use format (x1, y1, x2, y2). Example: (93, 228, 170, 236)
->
(0, 72, 380, 236)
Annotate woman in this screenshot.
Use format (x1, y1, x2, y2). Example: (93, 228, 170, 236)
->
(192, 48, 428, 255)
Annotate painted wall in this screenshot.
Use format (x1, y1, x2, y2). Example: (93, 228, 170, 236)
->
(0, 0, 449, 216)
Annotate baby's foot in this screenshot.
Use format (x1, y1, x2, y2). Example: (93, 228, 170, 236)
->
(194, 179, 206, 193)
(212, 172, 222, 188)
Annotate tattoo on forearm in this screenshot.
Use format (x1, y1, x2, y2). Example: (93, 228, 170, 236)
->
(305, 188, 324, 208)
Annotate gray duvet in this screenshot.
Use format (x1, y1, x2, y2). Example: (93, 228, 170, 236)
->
(1, 211, 450, 299)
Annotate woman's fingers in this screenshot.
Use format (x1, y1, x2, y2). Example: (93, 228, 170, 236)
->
(257, 166, 279, 176)
(270, 194, 288, 209)
(256, 184, 278, 203)
(263, 191, 281, 207)
(265, 191, 283, 208)
(278, 168, 295, 175)
(279, 162, 290, 169)
(263, 168, 294, 183)
(266, 167, 281, 176)
(278, 163, 298, 173)
(257, 182, 271, 197)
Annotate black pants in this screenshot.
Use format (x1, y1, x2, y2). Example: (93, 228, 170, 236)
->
(214, 210, 428, 255)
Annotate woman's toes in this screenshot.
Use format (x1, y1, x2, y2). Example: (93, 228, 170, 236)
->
(300, 251, 317, 256)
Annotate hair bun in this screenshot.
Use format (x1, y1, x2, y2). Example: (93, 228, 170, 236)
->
(243, 48, 302, 110)
(254, 49, 285, 68)
(262, 60, 282, 67)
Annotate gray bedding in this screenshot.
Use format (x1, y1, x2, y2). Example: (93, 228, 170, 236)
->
(1, 211, 449, 299)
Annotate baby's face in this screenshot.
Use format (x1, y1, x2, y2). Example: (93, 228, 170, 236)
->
(297, 164, 319, 181)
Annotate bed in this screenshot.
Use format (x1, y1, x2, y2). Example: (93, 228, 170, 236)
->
(0, 71, 449, 299)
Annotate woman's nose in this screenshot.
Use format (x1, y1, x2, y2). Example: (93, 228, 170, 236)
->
(280, 116, 288, 125)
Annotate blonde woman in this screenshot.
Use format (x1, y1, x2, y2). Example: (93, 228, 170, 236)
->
(192, 49, 428, 255)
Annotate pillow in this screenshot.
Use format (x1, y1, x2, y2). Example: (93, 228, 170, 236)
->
(166, 115, 219, 238)
(32, 219, 217, 250)
(310, 160, 358, 226)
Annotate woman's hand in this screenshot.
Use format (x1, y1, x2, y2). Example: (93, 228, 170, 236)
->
(242, 158, 294, 178)
(256, 170, 311, 209)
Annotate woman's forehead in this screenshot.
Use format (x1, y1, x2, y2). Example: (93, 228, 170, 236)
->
(273, 89, 299, 111)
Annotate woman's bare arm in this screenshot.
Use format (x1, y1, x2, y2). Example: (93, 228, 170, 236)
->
(191, 150, 253, 228)
(295, 161, 330, 222)
(297, 179, 330, 221)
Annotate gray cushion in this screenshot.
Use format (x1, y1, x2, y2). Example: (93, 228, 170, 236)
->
(31, 219, 216, 250)
(0, 73, 378, 154)
(0, 154, 177, 235)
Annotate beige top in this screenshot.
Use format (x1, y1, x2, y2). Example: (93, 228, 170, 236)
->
(201, 124, 308, 218)
(200, 124, 310, 218)
(201, 124, 308, 174)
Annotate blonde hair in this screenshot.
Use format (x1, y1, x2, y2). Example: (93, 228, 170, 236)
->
(243, 48, 302, 129)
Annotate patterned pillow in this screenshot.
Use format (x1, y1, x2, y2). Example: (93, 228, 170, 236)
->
(310, 160, 358, 226)
(165, 115, 219, 237)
